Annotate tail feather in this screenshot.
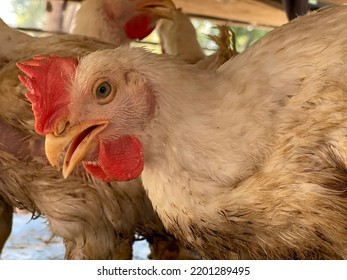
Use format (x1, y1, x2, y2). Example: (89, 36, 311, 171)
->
(208, 25, 238, 63)
(0, 19, 32, 66)
(196, 25, 238, 71)
(0, 19, 31, 41)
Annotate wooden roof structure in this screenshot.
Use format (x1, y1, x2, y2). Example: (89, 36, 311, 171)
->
(57, 0, 347, 29)
(170, 0, 347, 28)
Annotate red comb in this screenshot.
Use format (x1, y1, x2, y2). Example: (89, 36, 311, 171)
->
(17, 56, 78, 135)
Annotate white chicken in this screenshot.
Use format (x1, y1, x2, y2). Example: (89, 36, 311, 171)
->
(0, 18, 197, 260)
(19, 5, 347, 259)
(70, 0, 175, 44)
(156, 8, 205, 63)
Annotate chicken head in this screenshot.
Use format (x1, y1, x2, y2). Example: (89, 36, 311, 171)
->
(125, 0, 176, 40)
(17, 53, 156, 182)
(71, 0, 176, 44)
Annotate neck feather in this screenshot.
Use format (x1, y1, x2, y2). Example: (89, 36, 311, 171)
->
(137, 57, 284, 203)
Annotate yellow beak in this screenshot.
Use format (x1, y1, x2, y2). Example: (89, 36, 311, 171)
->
(45, 121, 108, 179)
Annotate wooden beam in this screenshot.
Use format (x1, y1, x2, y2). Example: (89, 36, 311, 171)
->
(172, 0, 288, 27)
(50, 0, 345, 27)
(320, 0, 347, 3)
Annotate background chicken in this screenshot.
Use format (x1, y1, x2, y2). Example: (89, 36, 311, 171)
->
(24, 5, 347, 259)
(156, 8, 237, 69)
(70, 0, 175, 44)
(0, 18, 197, 260)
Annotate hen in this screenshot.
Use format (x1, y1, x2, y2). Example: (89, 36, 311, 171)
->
(70, 0, 175, 44)
(19, 6, 347, 259)
(0, 19, 196, 260)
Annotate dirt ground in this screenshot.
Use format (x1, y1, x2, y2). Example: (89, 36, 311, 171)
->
(1, 213, 149, 260)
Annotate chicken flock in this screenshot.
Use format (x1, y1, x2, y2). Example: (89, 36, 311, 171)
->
(0, 0, 200, 260)
(2, 0, 347, 260)
(0, 0, 231, 259)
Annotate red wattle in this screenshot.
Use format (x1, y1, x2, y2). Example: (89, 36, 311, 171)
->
(85, 135, 144, 182)
(83, 162, 115, 182)
(125, 14, 155, 40)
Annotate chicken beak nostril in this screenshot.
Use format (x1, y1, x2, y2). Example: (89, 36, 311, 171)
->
(54, 118, 70, 137)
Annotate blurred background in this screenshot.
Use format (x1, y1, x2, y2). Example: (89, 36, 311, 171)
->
(0, 0, 274, 55)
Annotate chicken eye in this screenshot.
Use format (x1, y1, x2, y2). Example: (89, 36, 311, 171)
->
(96, 82, 111, 99)
(93, 80, 116, 105)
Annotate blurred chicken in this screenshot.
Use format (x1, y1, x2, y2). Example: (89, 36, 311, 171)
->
(156, 8, 237, 69)
(23, 5, 347, 259)
(70, 0, 175, 44)
(0, 19, 197, 260)
(157, 8, 204, 63)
